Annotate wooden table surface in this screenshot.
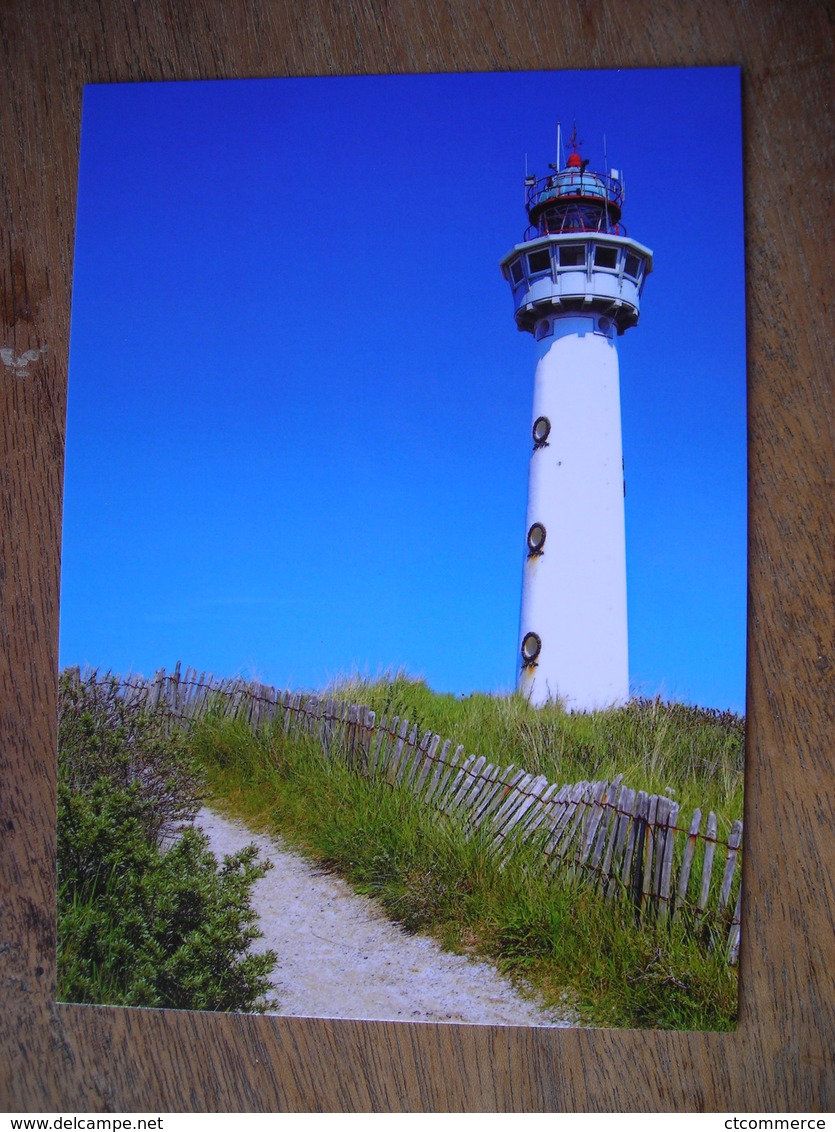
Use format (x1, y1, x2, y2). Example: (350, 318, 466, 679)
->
(2, 0, 832, 1113)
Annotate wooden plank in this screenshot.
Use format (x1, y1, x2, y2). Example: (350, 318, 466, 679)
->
(578, 779, 610, 867)
(447, 755, 487, 810)
(542, 782, 589, 862)
(367, 712, 387, 777)
(596, 781, 627, 882)
(401, 729, 432, 787)
(430, 744, 466, 806)
(621, 790, 648, 897)
(555, 783, 596, 864)
(358, 706, 375, 770)
(511, 781, 559, 846)
(486, 771, 535, 833)
(500, 775, 550, 835)
(450, 758, 494, 817)
(650, 796, 670, 901)
(386, 718, 412, 783)
(393, 724, 420, 783)
(719, 820, 744, 913)
(375, 714, 398, 775)
(697, 811, 719, 915)
(728, 885, 743, 966)
(641, 793, 660, 911)
(657, 800, 680, 926)
(469, 765, 525, 826)
(438, 754, 477, 808)
(420, 738, 452, 802)
(413, 733, 441, 795)
(675, 807, 703, 920)
(460, 763, 503, 825)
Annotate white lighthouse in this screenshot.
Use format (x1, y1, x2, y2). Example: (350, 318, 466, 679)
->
(501, 126, 653, 710)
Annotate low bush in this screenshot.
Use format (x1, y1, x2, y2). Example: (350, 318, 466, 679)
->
(57, 670, 277, 1012)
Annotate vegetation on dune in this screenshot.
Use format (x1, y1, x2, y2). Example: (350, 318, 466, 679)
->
(189, 674, 742, 1031)
(57, 666, 742, 1028)
(57, 672, 277, 1011)
(328, 671, 745, 831)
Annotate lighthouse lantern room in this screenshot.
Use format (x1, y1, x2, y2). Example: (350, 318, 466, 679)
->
(501, 125, 653, 711)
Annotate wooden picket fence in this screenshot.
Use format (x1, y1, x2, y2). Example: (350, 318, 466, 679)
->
(74, 664, 743, 964)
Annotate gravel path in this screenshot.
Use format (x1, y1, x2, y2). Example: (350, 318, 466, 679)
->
(196, 807, 573, 1028)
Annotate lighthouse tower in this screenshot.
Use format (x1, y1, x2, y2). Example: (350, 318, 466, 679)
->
(501, 126, 653, 710)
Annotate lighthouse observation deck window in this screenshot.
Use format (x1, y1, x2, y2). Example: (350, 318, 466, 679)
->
(557, 245, 585, 268)
(624, 252, 642, 279)
(527, 248, 552, 276)
(508, 258, 525, 285)
(593, 245, 619, 270)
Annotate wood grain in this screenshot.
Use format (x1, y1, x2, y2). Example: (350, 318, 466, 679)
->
(2, 0, 832, 1112)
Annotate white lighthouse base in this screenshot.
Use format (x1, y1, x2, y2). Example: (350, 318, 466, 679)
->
(518, 313, 629, 712)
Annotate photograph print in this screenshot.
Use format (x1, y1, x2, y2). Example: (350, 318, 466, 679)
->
(59, 67, 746, 1030)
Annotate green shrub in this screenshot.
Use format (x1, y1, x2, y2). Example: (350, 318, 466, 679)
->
(58, 670, 277, 1012)
(58, 669, 203, 844)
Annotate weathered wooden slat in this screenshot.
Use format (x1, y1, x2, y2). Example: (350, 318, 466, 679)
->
(493, 776, 550, 861)
(640, 793, 659, 912)
(578, 780, 610, 867)
(657, 800, 680, 925)
(649, 796, 670, 901)
(512, 782, 563, 849)
(448, 755, 487, 810)
(438, 754, 478, 809)
(413, 733, 442, 795)
(501, 775, 550, 836)
(674, 806, 702, 919)
(621, 790, 648, 899)
(534, 783, 579, 860)
(447, 756, 489, 815)
(597, 783, 629, 887)
(552, 783, 595, 864)
(393, 724, 420, 783)
(614, 788, 639, 888)
(727, 886, 742, 966)
(458, 763, 502, 825)
(469, 765, 525, 827)
(698, 811, 719, 914)
(486, 771, 536, 834)
(423, 742, 462, 804)
(376, 716, 399, 776)
(386, 718, 412, 783)
(401, 729, 432, 787)
(419, 737, 451, 801)
(719, 819, 743, 913)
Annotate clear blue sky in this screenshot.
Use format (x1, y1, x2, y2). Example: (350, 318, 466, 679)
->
(61, 68, 746, 713)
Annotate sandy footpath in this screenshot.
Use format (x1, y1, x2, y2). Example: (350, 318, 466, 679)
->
(196, 807, 573, 1028)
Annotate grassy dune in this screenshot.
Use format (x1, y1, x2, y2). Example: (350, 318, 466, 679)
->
(189, 674, 743, 1031)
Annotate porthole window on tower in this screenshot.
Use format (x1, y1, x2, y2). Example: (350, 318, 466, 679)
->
(532, 416, 551, 447)
(593, 245, 619, 270)
(527, 523, 546, 556)
(558, 245, 585, 268)
(527, 248, 551, 275)
(520, 632, 542, 667)
(535, 319, 553, 341)
(597, 316, 613, 335)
